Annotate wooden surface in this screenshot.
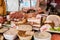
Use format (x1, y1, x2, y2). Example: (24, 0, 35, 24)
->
(0, 34, 3, 40)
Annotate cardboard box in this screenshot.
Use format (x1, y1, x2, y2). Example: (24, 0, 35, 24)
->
(0, 0, 2, 6)
(0, 6, 3, 15)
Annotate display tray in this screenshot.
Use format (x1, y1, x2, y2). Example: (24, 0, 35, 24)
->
(47, 30, 60, 34)
(47, 27, 60, 34)
(4, 36, 34, 40)
(4, 36, 19, 40)
(0, 27, 9, 33)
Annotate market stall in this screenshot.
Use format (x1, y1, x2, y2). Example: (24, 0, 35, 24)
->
(0, 0, 60, 40)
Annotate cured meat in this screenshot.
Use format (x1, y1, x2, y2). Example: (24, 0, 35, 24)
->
(52, 34, 60, 40)
(0, 16, 4, 23)
(46, 15, 60, 27)
(10, 12, 25, 21)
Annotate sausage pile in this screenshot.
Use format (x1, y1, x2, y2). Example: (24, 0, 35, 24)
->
(10, 12, 25, 21)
